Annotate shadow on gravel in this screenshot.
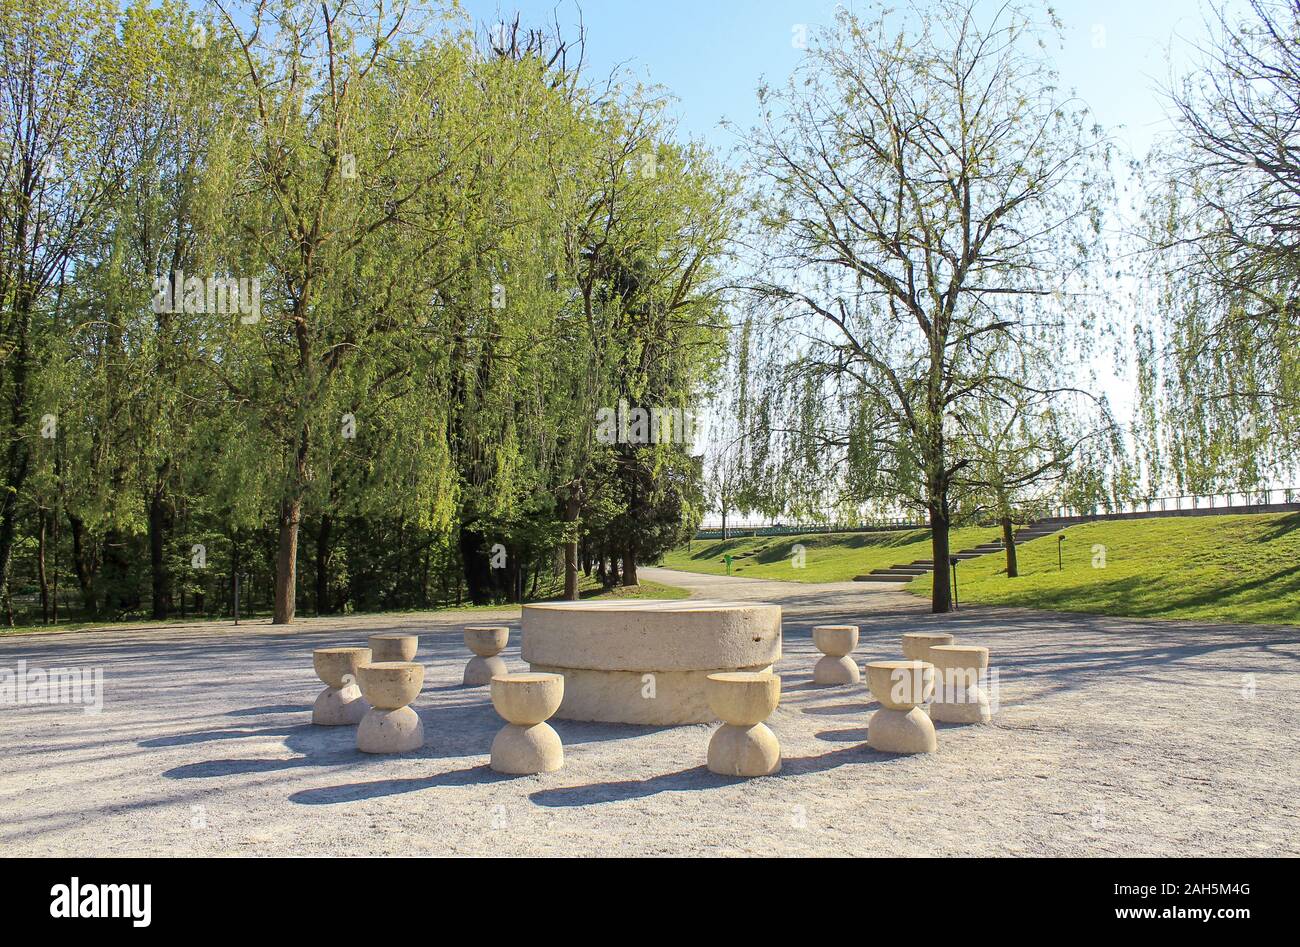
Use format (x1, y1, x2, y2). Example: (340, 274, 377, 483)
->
(288, 764, 512, 805)
(530, 765, 725, 805)
(142, 725, 303, 747)
(531, 742, 884, 807)
(226, 703, 310, 716)
(815, 726, 870, 742)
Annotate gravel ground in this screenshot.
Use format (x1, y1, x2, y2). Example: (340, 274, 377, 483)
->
(1, 568, 1296, 857)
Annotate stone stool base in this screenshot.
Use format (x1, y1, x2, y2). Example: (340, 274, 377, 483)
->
(490, 722, 563, 774)
(931, 688, 991, 724)
(313, 684, 368, 725)
(868, 707, 937, 754)
(813, 654, 860, 685)
(357, 705, 424, 753)
(464, 654, 509, 687)
(707, 722, 782, 777)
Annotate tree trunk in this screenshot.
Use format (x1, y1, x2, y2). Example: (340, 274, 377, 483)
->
(37, 508, 49, 623)
(1001, 516, 1018, 578)
(562, 490, 581, 600)
(458, 522, 492, 606)
(148, 482, 172, 620)
(273, 495, 301, 624)
(721, 508, 728, 541)
(100, 527, 133, 617)
(0, 290, 33, 626)
(315, 514, 333, 615)
(68, 513, 99, 616)
(928, 503, 952, 613)
(622, 541, 639, 586)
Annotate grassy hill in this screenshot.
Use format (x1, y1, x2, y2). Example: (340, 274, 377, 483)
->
(911, 512, 1300, 626)
(660, 526, 1006, 583)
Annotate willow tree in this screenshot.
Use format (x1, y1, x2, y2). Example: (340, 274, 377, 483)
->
(741, 0, 1111, 612)
(211, 0, 467, 622)
(531, 84, 733, 595)
(1141, 0, 1300, 489)
(0, 0, 131, 622)
(951, 387, 1120, 576)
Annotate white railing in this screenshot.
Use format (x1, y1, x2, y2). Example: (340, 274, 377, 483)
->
(1046, 487, 1299, 521)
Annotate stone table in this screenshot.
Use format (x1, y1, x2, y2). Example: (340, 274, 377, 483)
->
(521, 599, 782, 725)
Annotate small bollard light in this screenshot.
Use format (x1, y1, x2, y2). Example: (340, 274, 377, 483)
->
(1058, 534, 1066, 571)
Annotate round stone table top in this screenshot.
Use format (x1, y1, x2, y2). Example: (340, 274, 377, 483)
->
(521, 599, 782, 672)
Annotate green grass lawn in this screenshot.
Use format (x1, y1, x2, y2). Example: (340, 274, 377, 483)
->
(661, 526, 1006, 583)
(911, 513, 1300, 626)
(0, 575, 687, 637)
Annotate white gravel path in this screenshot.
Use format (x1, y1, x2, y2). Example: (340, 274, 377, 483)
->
(1, 568, 1296, 856)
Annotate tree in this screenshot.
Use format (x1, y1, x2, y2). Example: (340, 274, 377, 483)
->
(0, 0, 131, 623)
(741, 0, 1112, 612)
(212, 0, 464, 622)
(952, 387, 1119, 576)
(1141, 0, 1300, 488)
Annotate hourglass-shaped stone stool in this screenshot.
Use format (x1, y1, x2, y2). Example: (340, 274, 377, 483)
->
(463, 626, 510, 686)
(901, 632, 954, 662)
(368, 633, 418, 662)
(705, 672, 782, 777)
(812, 625, 861, 685)
(865, 660, 936, 754)
(928, 645, 991, 724)
(312, 647, 372, 725)
(901, 632, 954, 714)
(356, 662, 425, 753)
(490, 672, 565, 774)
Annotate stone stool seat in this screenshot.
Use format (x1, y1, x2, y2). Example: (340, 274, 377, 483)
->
(464, 625, 510, 686)
(490, 672, 564, 774)
(865, 660, 936, 754)
(356, 661, 425, 753)
(705, 671, 782, 776)
(312, 647, 371, 725)
(928, 645, 991, 724)
(368, 633, 419, 663)
(812, 625, 861, 685)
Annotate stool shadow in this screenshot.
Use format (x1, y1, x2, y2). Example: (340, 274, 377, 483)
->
(779, 742, 884, 773)
(552, 720, 676, 746)
(815, 726, 870, 743)
(142, 725, 302, 748)
(795, 701, 874, 716)
(782, 681, 830, 693)
(288, 763, 512, 805)
(225, 703, 310, 717)
(531, 743, 882, 807)
(164, 753, 356, 778)
(530, 766, 725, 806)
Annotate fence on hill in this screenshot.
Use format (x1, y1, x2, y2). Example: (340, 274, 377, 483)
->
(694, 486, 1300, 541)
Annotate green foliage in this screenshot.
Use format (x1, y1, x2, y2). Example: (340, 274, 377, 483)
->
(0, 0, 732, 625)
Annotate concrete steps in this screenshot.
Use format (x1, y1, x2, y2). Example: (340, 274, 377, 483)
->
(852, 523, 1066, 583)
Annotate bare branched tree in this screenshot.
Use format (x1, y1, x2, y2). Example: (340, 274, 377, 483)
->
(741, 0, 1112, 612)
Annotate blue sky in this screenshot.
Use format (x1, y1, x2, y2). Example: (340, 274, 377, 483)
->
(458, 0, 1248, 164)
